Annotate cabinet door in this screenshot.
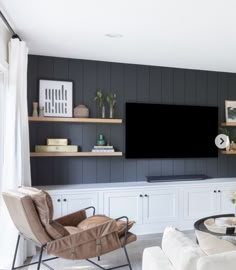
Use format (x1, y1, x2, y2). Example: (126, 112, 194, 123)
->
(184, 187, 217, 220)
(217, 185, 236, 214)
(103, 191, 143, 224)
(50, 195, 62, 219)
(62, 193, 98, 216)
(143, 189, 179, 224)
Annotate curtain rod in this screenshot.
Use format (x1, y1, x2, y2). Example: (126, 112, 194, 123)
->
(0, 10, 21, 40)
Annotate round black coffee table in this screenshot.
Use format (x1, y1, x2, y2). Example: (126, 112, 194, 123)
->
(194, 213, 236, 236)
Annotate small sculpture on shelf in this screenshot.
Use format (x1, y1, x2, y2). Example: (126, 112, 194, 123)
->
(92, 134, 115, 152)
(74, 104, 89, 118)
(94, 89, 105, 118)
(32, 102, 38, 117)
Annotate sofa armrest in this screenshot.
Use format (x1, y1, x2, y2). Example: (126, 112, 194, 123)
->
(197, 251, 236, 270)
(54, 209, 87, 227)
(143, 247, 175, 270)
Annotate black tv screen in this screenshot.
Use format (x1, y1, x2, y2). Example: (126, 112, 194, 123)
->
(125, 102, 218, 158)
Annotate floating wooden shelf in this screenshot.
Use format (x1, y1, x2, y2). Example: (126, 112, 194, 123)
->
(30, 152, 123, 157)
(28, 116, 122, 124)
(221, 150, 236, 154)
(221, 122, 236, 126)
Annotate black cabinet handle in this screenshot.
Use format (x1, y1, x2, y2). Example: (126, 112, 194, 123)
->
(57, 199, 61, 202)
(144, 194, 148, 197)
(139, 194, 143, 198)
(63, 198, 67, 202)
(218, 190, 221, 193)
(214, 190, 217, 193)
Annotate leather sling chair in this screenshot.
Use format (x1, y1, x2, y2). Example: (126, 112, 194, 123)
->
(2, 186, 136, 270)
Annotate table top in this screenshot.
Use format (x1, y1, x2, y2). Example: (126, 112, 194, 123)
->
(194, 214, 236, 236)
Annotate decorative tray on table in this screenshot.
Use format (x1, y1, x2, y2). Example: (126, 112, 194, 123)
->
(204, 217, 236, 234)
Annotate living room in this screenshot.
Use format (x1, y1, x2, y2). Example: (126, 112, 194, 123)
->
(1, 1, 236, 270)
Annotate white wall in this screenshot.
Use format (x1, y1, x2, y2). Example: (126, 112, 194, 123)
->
(0, 17, 11, 63)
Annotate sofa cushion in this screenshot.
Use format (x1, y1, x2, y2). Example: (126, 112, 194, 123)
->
(197, 250, 236, 270)
(142, 246, 175, 270)
(18, 186, 69, 239)
(195, 230, 236, 255)
(162, 227, 204, 270)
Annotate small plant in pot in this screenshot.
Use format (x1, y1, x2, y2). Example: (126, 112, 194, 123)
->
(106, 93, 116, 118)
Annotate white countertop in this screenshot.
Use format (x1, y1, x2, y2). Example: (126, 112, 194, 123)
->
(35, 177, 236, 192)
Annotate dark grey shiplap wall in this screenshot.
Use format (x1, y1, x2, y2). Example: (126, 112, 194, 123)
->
(28, 55, 236, 186)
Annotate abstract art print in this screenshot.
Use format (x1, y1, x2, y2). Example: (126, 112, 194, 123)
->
(225, 100, 236, 122)
(39, 79, 73, 117)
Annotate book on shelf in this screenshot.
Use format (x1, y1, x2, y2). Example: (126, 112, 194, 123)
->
(93, 145, 114, 149)
(92, 149, 115, 152)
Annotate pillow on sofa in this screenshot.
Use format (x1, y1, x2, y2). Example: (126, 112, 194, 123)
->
(195, 230, 236, 255)
(162, 226, 204, 270)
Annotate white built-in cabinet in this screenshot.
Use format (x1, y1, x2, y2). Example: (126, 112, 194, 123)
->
(51, 192, 98, 219)
(39, 178, 236, 235)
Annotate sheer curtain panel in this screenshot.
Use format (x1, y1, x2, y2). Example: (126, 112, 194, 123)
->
(0, 38, 33, 269)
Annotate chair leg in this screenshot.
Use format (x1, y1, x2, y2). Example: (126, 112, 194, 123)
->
(37, 246, 44, 270)
(98, 256, 100, 261)
(123, 246, 132, 270)
(11, 234, 21, 270)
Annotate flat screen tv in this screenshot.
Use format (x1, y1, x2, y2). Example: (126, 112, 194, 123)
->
(125, 102, 218, 158)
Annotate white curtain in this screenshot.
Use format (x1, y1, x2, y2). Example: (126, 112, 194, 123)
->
(0, 38, 33, 269)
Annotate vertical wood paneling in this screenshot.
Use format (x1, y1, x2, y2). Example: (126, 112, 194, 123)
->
(28, 55, 236, 185)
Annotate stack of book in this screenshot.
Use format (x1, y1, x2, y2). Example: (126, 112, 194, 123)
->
(92, 145, 115, 152)
(35, 138, 78, 152)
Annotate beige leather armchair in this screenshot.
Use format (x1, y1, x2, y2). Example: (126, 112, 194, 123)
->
(2, 187, 136, 270)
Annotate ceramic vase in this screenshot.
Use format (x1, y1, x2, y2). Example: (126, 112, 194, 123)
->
(32, 102, 38, 117)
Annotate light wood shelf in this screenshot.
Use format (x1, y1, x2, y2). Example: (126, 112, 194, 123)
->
(221, 122, 236, 126)
(221, 150, 236, 154)
(29, 116, 122, 124)
(30, 152, 123, 157)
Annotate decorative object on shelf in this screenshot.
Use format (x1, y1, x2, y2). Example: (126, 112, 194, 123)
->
(39, 106, 44, 117)
(32, 102, 38, 117)
(106, 92, 116, 118)
(96, 134, 106, 146)
(74, 104, 89, 118)
(39, 79, 73, 117)
(35, 145, 78, 152)
(46, 138, 68, 146)
(94, 89, 105, 118)
(230, 192, 236, 217)
(225, 100, 236, 123)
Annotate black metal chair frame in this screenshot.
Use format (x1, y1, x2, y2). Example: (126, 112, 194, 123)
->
(11, 206, 133, 270)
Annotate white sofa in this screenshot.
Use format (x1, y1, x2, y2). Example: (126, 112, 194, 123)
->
(142, 227, 236, 270)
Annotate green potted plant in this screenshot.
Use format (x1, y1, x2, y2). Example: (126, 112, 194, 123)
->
(106, 92, 116, 118)
(94, 89, 105, 118)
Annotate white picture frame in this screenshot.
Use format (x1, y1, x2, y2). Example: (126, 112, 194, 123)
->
(225, 100, 236, 122)
(39, 79, 73, 117)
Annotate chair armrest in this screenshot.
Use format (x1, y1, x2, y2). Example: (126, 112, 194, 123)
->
(115, 216, 129, 246)
(54, 209, 87, 227)
(197, 251, 236, 270)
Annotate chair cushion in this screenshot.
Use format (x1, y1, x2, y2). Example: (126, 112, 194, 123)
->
(18, 186, 69, 239)
(162, 226, 204, 270)
(195, 230, 236, 255)
(78, 215, 135, 237)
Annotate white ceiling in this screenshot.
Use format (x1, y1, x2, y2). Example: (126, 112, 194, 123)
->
(1, 0, 236, 73)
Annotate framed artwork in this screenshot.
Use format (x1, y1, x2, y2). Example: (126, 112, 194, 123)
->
(39, 79, 73, 117)
(225, 100, 236, 122)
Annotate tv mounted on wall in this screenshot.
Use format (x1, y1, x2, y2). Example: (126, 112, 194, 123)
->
(125, 102, 218, 159)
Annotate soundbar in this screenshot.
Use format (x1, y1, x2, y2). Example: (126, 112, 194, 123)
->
(146, 174, 209, 183)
